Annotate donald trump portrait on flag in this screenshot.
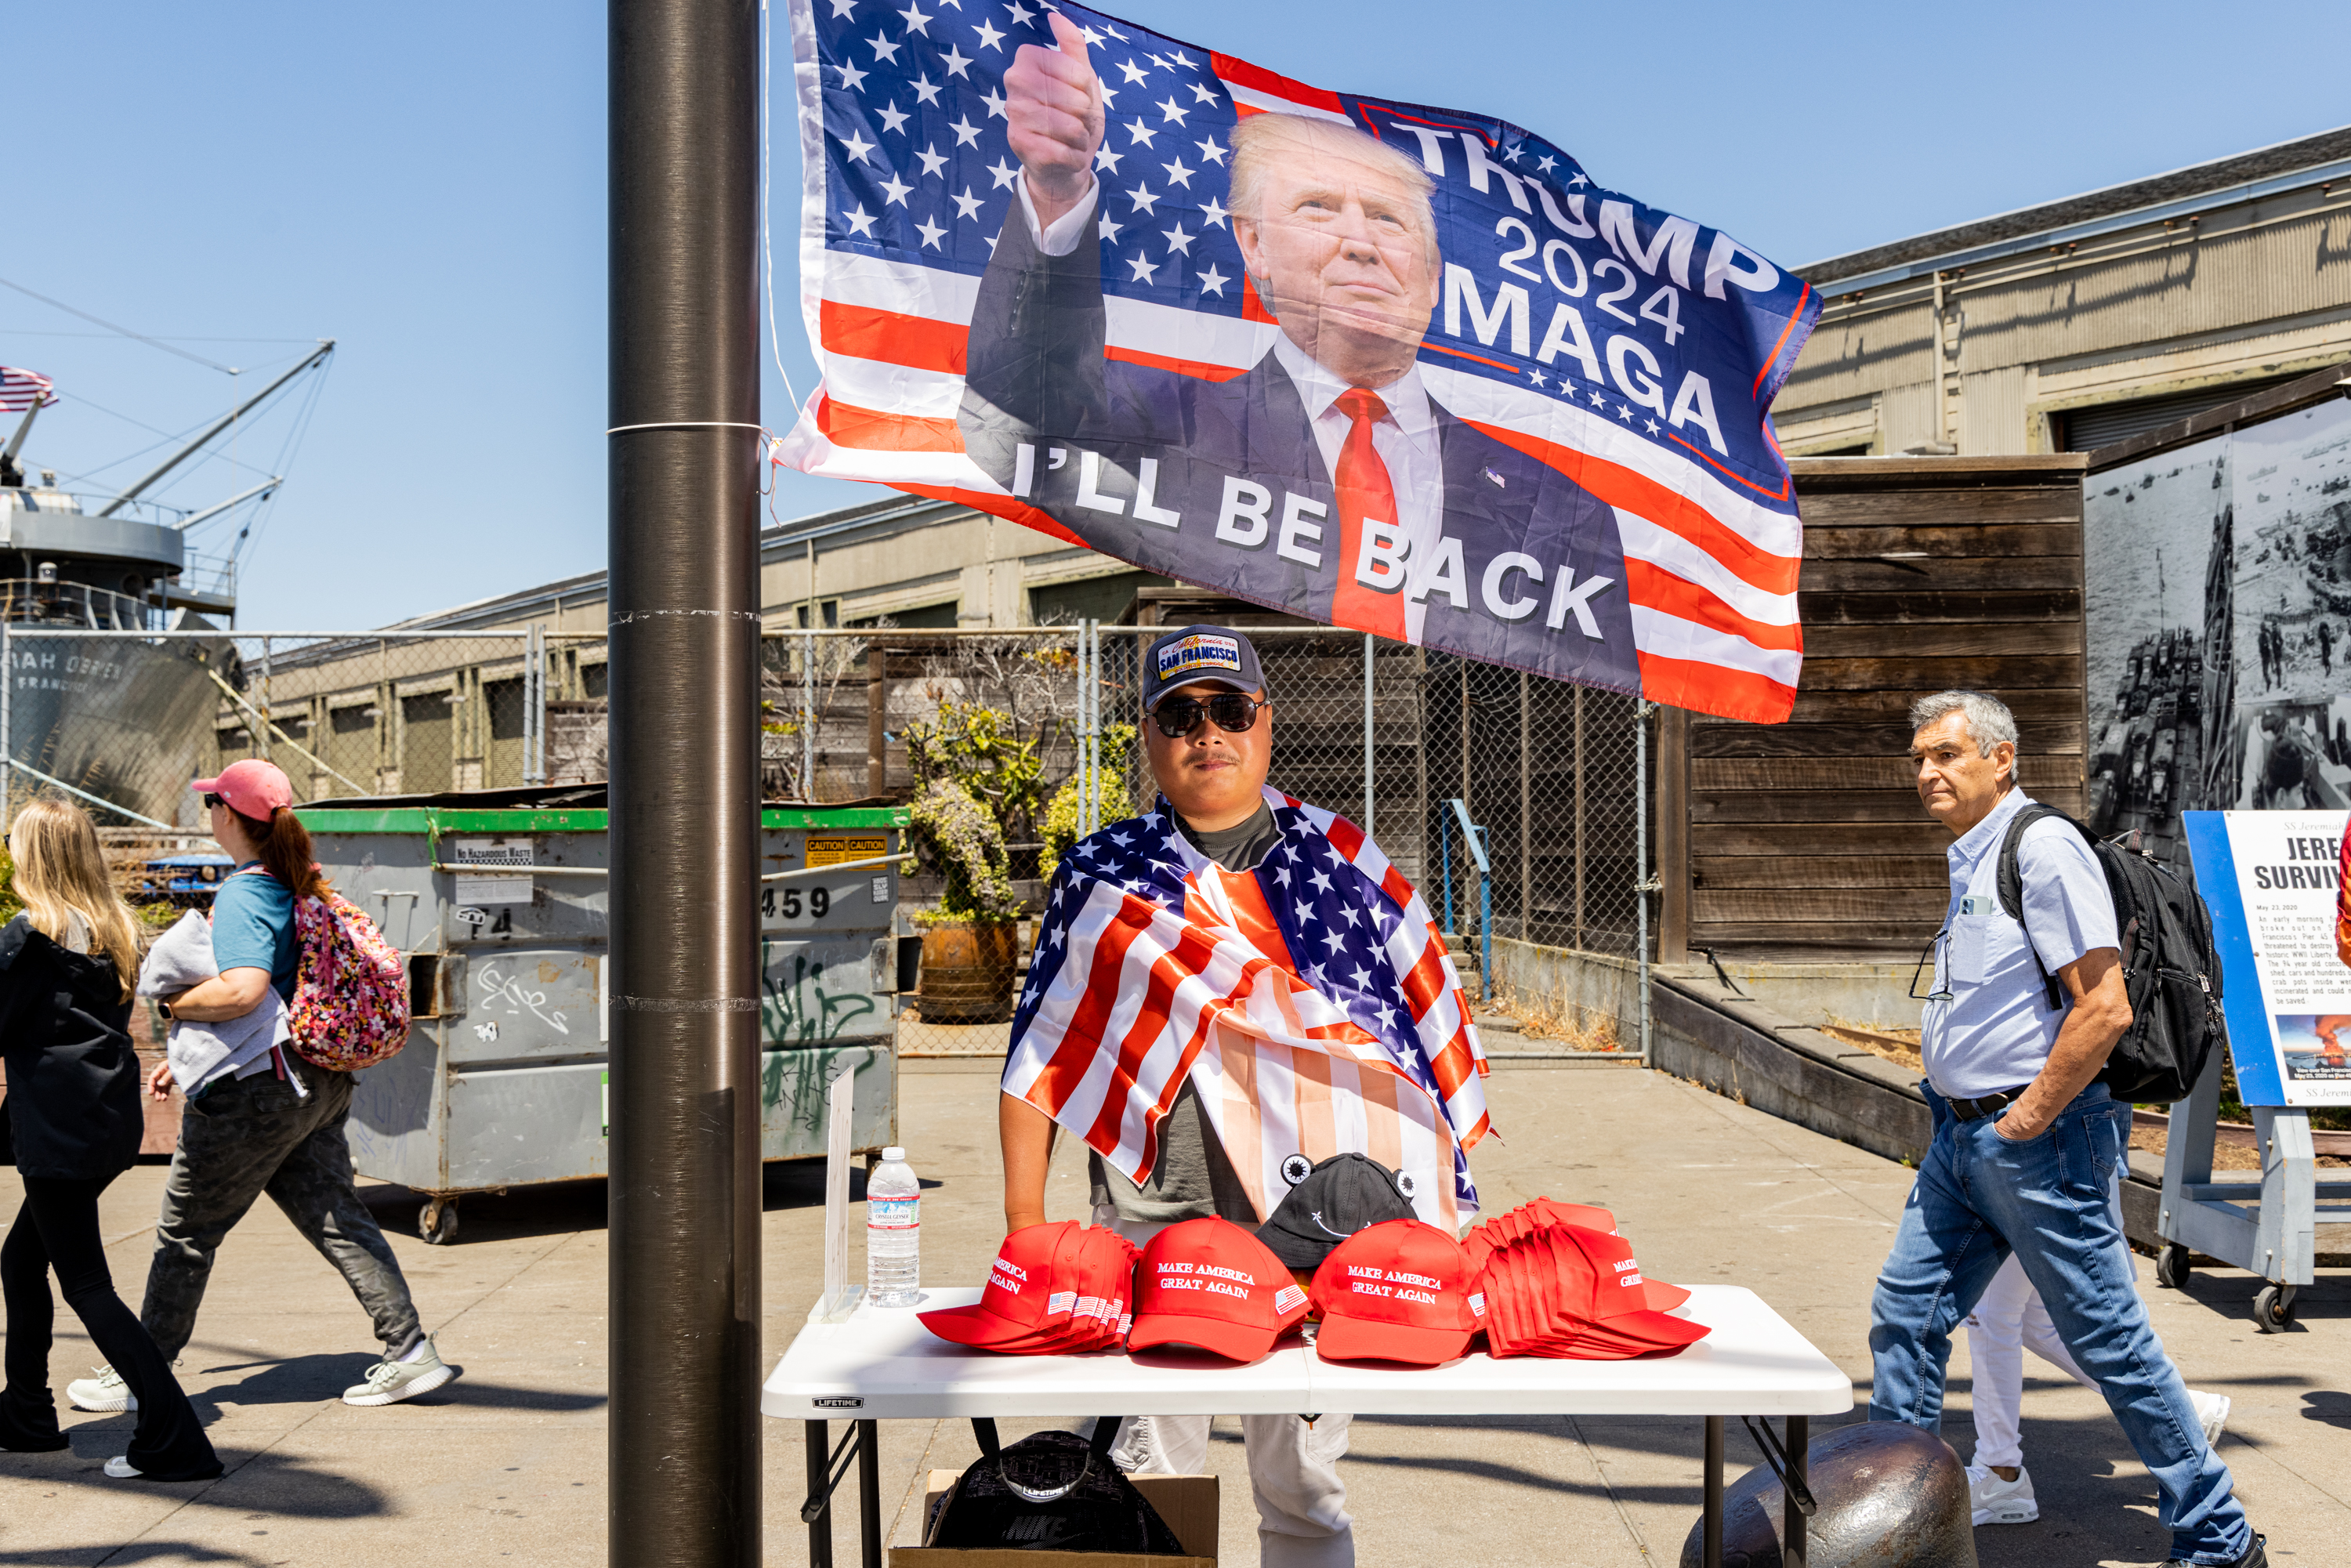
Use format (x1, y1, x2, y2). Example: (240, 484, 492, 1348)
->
(958, 13, 1638, 688)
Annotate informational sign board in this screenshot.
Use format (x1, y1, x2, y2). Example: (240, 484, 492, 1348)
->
(2183, 809, 2351, 1106)
(2082, 397, 2351, 876)
(451, 837, 534, 904)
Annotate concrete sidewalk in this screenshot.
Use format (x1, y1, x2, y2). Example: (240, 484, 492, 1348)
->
(2, 1059, 2342, 1566)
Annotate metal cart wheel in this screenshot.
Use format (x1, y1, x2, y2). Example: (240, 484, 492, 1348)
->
(420, 1198, 460, 1247)
(2251, 1283, 2297, 1333)
(2156, 1242, 2193, 1290)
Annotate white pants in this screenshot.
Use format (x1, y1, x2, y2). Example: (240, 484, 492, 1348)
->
(1961, 1176, 2119, 1470)
(1103, 1213, 1354, 1568)
(1962, 1252, 2095, 1469)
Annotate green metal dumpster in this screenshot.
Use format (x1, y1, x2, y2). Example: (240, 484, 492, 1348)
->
(295, 786, 905, 1244)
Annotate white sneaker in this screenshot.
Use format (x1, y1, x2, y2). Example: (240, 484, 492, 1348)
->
(341, 1334, 456, 1407)
(103, 1457, 142, 1479)
(1965, 1462, 2039, 1525)
(67, 1366, 136, 1414)
(2190, 1389, 2231, 1448)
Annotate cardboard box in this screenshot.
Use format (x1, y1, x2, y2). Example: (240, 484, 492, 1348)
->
(890, 1467, 1218, 1568)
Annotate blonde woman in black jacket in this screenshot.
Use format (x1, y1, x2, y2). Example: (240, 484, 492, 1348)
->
(0, 797, 219, 1481)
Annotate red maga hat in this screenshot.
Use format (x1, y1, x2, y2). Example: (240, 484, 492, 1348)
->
(1468, 1200, 1691, 1316)
(1309, 1220, 1482, 1367)
(1125, 1218, 1308, 1363)
(1540, 1224, 1708, 1356)
(984, 1226, 1139, 1355)
(919, 1221, 1090, 1351)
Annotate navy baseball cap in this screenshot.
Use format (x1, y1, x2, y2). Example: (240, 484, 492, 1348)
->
(1143, 625, 1265, 714)
(1258, 1152, 1419, 1271)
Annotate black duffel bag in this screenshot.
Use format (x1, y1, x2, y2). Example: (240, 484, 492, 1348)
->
(930, 1422, 1187, 1555)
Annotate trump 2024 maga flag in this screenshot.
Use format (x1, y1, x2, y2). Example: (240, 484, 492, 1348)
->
(778, 0, 1819, 722)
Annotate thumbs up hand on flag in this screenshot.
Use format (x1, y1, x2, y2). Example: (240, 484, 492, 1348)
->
(1005, 10, 1106, 229)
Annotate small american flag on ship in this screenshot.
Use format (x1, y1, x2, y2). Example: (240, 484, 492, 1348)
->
(0, 367, 57, 414)
(1004, 787, 1492, 1226)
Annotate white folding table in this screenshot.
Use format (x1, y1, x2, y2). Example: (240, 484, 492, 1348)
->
(763, 1284, 1851, 1568)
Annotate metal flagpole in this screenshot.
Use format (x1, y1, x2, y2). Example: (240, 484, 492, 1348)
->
(526, 623, 543, 786)
(608, 1, 763, 1564)
(536, 622, 547, 784)
(1085, 620, 1098, 835)
(1077, 622, 1089, 837)
(1362, 633, 1375, 840)
(1636, 701, 1654, 1068)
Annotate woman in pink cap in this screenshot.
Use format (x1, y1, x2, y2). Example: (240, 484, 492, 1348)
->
(68, 759, 451, 1422)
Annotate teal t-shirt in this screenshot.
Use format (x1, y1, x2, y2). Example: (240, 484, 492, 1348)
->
(211, 867, 298, 1003)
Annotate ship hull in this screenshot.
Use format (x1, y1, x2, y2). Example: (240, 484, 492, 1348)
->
(8, 636, 232, 827)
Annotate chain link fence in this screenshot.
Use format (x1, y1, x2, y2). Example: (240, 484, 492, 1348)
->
(774, 625, 1650, 1058)
(2, 621, 1650, 1059)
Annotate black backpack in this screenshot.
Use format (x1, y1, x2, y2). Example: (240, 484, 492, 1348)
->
(1994, 806, 2227, 1105)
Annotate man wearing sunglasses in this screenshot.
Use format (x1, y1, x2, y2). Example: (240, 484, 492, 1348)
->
(997, 624, 1491, 1567)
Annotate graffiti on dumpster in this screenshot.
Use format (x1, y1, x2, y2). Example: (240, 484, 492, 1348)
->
(761, 949, 877, 1048)
(476, 962, 572, 1036)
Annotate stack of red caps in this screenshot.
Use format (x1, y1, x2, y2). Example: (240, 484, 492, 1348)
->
(1308, 1219, 1484, 1367)
(1125, 1218, 1310, 1363)
(1469, 1204, 1706, 1360)
(1465, 1200, 1691, 1314)
(919, 1221, 1140, 1354)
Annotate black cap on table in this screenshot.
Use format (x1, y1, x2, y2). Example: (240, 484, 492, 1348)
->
(1258, 1152, 1419, 1270)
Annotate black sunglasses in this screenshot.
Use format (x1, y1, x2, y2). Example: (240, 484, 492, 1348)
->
(1152, 691, 1269, 738)
(202, 792, 226, 809)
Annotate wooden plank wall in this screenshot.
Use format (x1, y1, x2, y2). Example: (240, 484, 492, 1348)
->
(1664, 456, 2089, 961)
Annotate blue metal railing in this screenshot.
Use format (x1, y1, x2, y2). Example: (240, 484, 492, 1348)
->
(1438, 797, 1491, 1004)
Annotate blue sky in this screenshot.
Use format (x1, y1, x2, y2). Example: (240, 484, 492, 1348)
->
(6, 2, 2345, 628)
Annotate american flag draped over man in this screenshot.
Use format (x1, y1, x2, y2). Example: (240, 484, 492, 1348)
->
(1003, 639, 1492, 1229)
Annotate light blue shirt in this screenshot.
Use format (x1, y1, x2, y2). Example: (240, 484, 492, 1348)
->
(1921, 789, 2120, 1099)
(211, 866, 299, 1004)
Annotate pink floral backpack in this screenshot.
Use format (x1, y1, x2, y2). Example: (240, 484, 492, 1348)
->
(226, 867, 411, 1071)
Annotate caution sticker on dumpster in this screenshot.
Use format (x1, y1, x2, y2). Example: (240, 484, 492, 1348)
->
(451, 838, 534, 904)
(805, 835, 887, 869)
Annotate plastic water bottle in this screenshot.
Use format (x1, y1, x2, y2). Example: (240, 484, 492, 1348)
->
(866, 1146, 922, 1306)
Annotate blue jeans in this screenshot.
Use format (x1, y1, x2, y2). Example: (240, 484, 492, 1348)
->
(1869, 1082, 2250, 1564)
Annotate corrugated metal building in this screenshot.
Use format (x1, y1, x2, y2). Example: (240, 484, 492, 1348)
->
(386, 492, 1163, 639)
(1771, 125, 2351, 459)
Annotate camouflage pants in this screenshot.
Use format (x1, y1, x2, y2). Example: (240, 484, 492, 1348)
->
(141, 1061, 422, 1360)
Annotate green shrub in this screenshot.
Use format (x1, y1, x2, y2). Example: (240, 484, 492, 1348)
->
(1040, 723, 1136, 885)
(908, 777, 1020, 926)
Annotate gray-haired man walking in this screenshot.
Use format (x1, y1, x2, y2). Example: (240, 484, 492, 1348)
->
(1868, 690, 2262, 1568)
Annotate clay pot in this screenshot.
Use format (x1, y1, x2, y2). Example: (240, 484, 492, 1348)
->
(918, 921, 1020, 1023)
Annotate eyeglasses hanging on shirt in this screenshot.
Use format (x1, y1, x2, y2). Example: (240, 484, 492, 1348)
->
(1909, 928, 1956, 1005)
